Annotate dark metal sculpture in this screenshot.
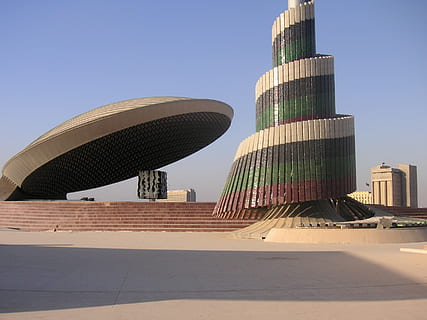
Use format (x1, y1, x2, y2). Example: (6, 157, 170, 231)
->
(138, 170, 167, 200)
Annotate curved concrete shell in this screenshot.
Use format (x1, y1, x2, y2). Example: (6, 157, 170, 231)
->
(0, 97, 233, 200)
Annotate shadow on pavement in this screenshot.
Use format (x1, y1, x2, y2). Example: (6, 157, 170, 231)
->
(1, 244, 426, 313)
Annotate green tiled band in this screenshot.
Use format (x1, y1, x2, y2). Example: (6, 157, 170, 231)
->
(255, 75, 335, 131)
(273, 19, 316, 67)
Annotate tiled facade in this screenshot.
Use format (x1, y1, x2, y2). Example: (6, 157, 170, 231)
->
(214, 0, 356, 218)
(0, 98, 232, 201)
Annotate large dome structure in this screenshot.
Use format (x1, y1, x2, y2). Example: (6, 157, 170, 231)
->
(0, 97, 233, 200)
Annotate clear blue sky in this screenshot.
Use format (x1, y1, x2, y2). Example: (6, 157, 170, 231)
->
(1, 0, 426, 206)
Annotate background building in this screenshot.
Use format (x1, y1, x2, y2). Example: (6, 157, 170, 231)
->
(158, 189, 196, 202)
(371, 164, 418, 208)
(398, 164, 418, 208)
(348, 191, 372, 205)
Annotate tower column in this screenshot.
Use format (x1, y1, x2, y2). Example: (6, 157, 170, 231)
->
(214, 0, 370, 236)
(288, 0, 309, 8)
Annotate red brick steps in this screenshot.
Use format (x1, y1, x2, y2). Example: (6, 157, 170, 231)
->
(2, 201, 423, 232)
(0, 201, 257, 232)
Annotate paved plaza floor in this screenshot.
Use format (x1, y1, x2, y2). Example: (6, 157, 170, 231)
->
(0, 229, 426, 319)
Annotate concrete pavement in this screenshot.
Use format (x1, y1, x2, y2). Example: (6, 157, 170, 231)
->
(0, 230, 426, 319)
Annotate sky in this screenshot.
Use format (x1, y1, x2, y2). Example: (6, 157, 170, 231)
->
(1, 0, 426, 206)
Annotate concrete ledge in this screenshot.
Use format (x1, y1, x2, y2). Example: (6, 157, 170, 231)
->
(265, 227, 427, 244)
(400, 248, 427, 254)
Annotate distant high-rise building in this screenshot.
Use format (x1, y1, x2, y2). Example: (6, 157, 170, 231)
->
(158, 189, 196, 202)
(371, 164, 417, 208)
(398, 164, 418, 208)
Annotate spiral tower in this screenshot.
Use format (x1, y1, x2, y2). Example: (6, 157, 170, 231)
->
(214, 1, 372, 230)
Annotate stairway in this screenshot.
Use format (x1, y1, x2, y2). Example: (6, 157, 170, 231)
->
(0, 201, 258, 232)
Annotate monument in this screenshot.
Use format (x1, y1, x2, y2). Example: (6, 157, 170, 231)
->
(0, 97, 233, 201)
(137, 170, 168, 201)
(213, 0, 427, 240)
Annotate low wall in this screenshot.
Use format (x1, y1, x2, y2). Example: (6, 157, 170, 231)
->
(265, 227, 427, 244)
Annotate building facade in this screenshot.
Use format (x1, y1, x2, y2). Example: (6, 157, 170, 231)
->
(371, 164, 418, 208)
(398, 164, 418, 208)
(348, 191, 372, 205)
(158, 189, 196, 202)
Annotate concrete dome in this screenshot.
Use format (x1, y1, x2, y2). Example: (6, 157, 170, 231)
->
(0, 97, 233, 200)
